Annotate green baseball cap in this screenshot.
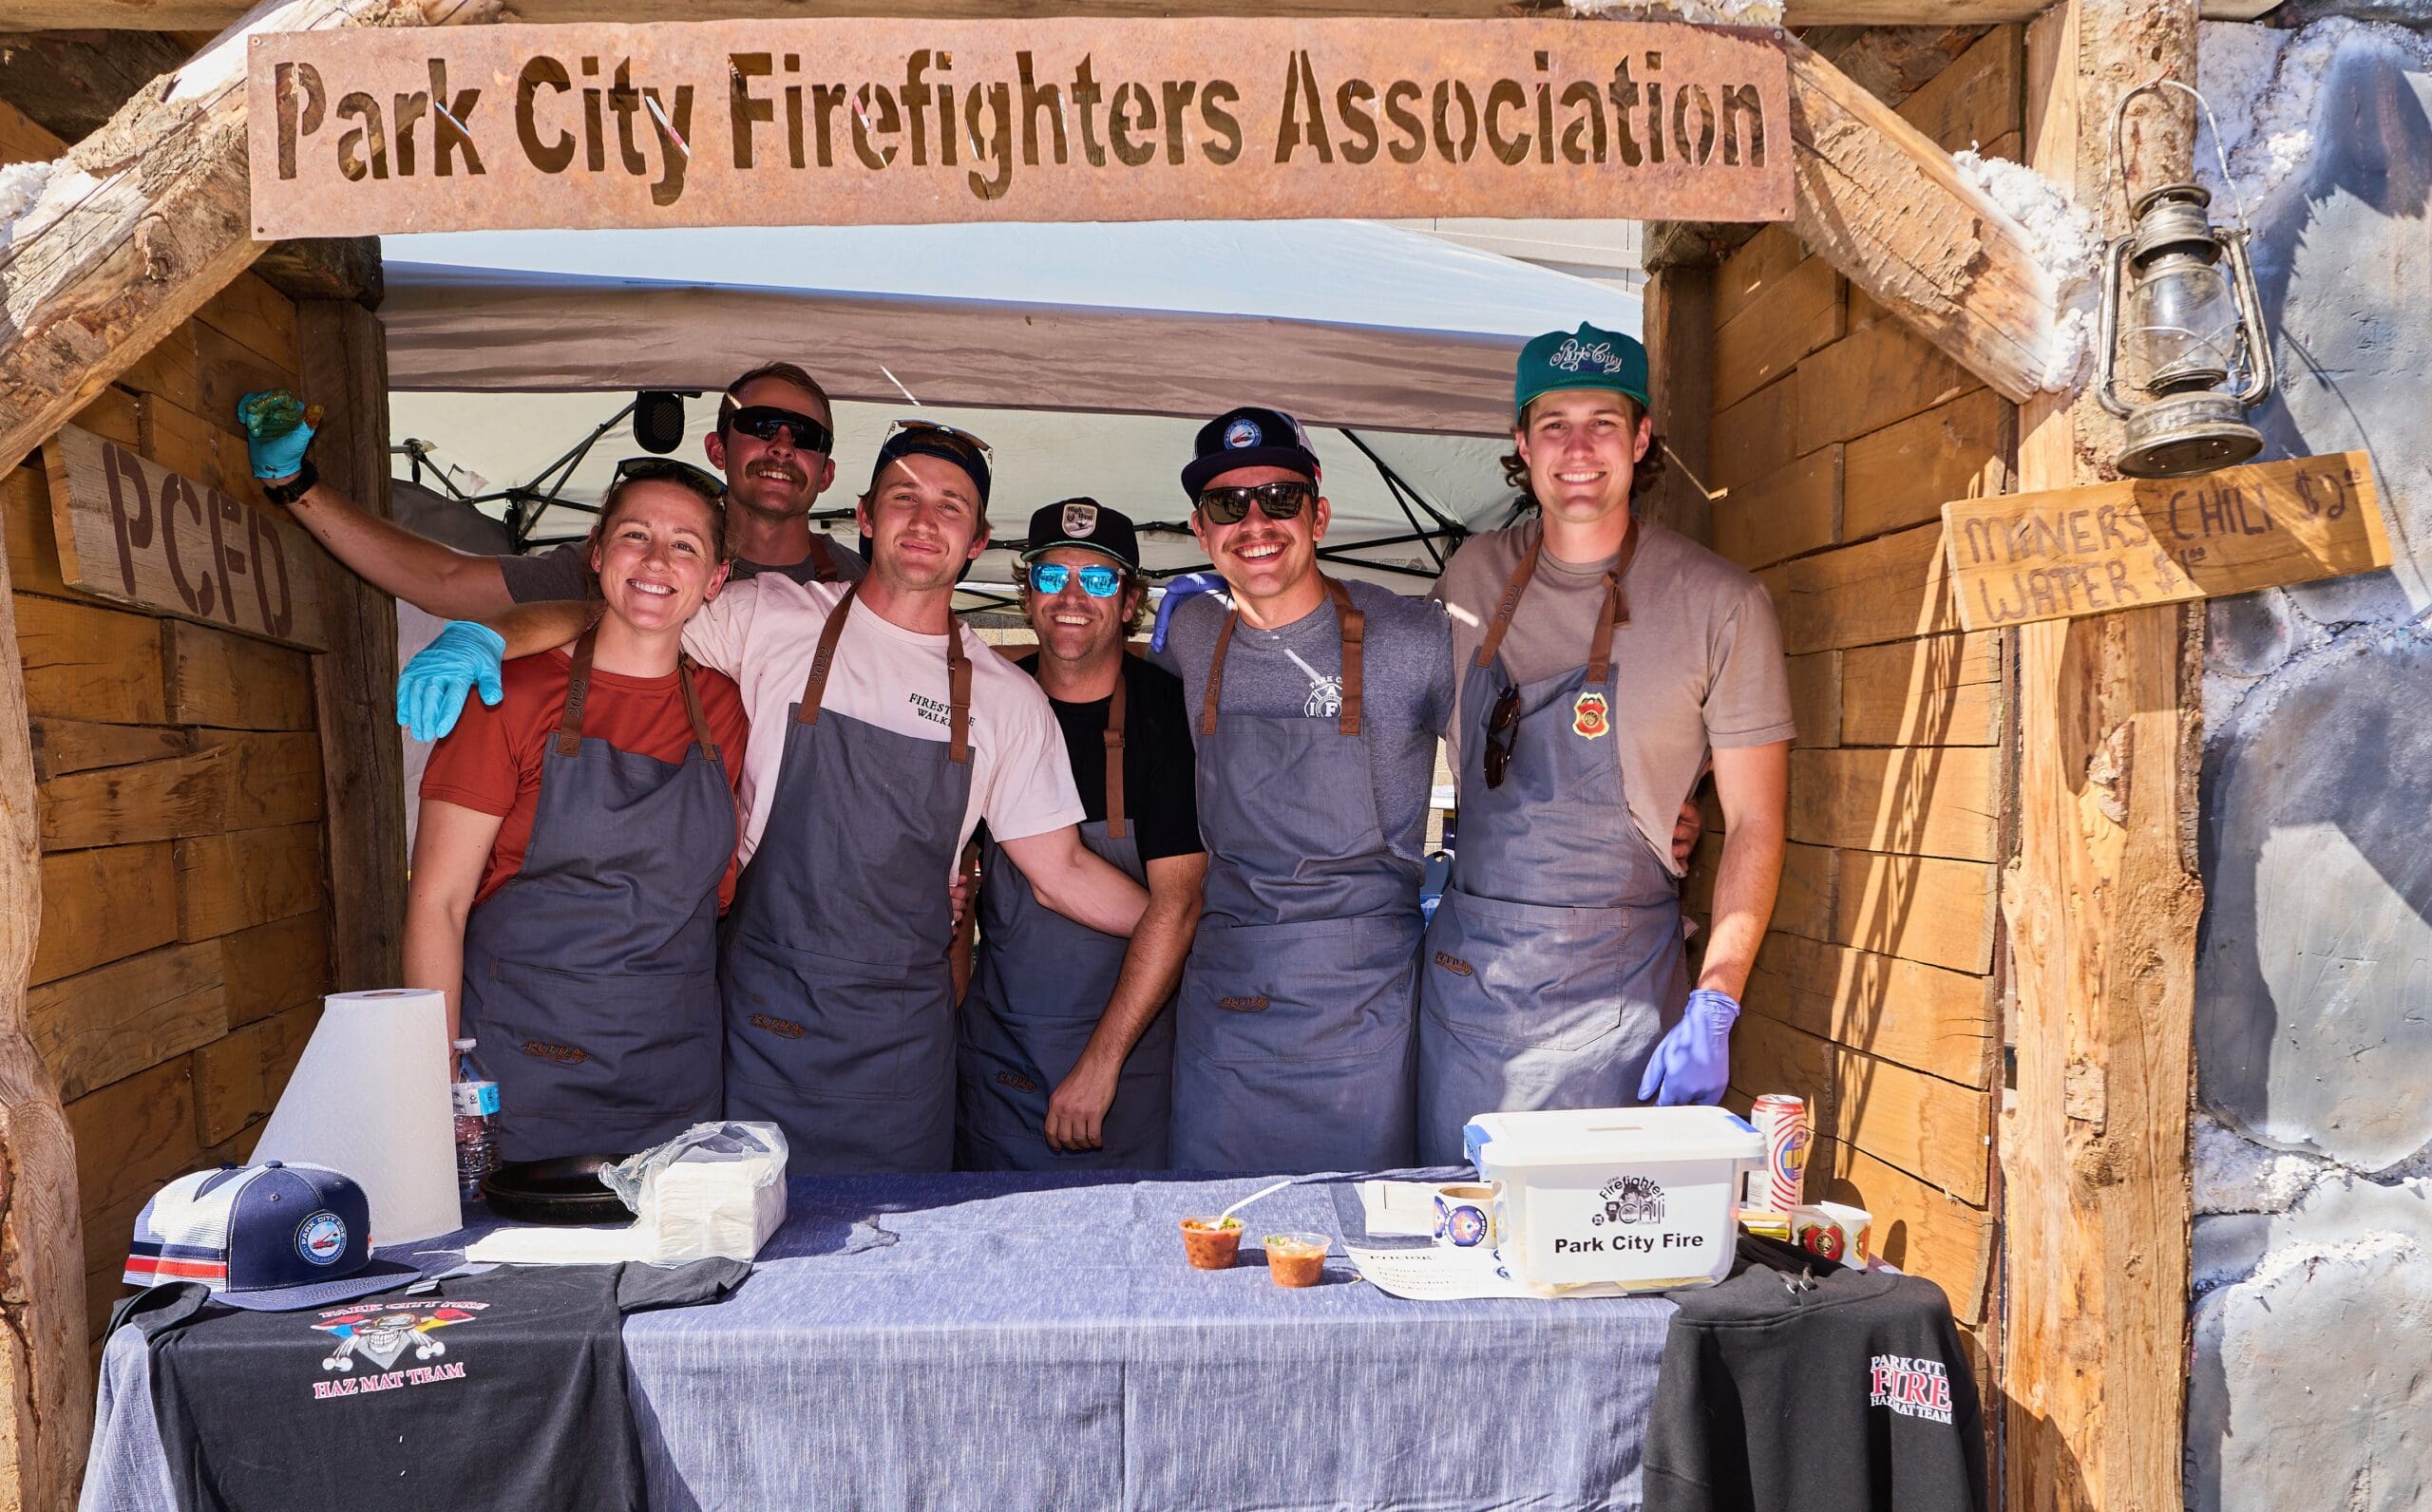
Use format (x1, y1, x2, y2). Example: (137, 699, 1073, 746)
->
(1514, 323, 1651, 416)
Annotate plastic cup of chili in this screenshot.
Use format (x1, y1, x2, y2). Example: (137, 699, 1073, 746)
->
(1263, 1232, 1330, 1288)
(1180, 1215, 1244, 1270)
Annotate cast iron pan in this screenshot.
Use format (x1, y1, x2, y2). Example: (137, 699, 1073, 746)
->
(481, 1154, 636, 1226)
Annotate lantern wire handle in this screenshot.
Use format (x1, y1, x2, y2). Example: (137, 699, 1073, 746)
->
(2112, 78, 2252, 233)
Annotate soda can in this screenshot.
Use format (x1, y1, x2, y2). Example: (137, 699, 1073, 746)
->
(1753, 1093, 1810, 1212)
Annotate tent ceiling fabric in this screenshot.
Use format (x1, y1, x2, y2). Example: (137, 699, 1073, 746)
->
(380, 221, 1641, 438)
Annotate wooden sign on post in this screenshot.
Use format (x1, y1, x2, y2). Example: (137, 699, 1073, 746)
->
(41, 425, 327, 652)
(246, 18, 1793, 236)
(1942, 451, 2390, 631)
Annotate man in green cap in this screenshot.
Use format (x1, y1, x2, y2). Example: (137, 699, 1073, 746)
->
(1415, 322, 1792, 1161)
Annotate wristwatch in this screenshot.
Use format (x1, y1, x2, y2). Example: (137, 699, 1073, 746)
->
(260, 457, 318, 507)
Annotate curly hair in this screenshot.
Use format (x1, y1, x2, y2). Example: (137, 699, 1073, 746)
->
(1503, 394, 1667, 512)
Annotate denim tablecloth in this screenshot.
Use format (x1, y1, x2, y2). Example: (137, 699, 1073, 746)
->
(84, 1169, 1674, 1511)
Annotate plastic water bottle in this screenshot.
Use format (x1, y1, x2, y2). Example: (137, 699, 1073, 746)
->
(451, 1039, 500, 1203)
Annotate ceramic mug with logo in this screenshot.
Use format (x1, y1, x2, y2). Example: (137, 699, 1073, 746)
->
(1432, 1182, 1498, 1249)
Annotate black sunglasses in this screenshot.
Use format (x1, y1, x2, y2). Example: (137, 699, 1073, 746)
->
(726, 405, 834, 454)
(611, 455, 728, 504)
(1483, 683, 1522, 790)
(1196, 480, 1315, 527)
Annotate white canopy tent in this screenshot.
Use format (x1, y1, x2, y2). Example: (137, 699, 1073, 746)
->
(380, 219, 1642, 600)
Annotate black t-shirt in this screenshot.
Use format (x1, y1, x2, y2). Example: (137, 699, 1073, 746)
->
(1022, 651, 1203, 865)
(125, 1259, 749, 1512)
(1644, 1238, 1985, 1512)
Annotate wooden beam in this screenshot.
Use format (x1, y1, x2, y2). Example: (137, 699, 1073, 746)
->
(0, 29, 192, 142)
(2001, 3, 2204, 1509)
(0, 0, 498, 482)
(251, 238, 382, 310)
(1779, 32, 2060, 405)
(0, 468, 87, 1511)
(1643, 262, 1716, 543)
(2, 0, 2288, 26)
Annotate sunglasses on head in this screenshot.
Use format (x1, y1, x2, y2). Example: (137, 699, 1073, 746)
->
(724, 404, 833, 454)
(1484, 683, 1522, 790)
(1195, 480, 1315, 527)
(611, 455, 728, 503)
(1028, 562, 1125, 598)
(887, 418, 993, 464)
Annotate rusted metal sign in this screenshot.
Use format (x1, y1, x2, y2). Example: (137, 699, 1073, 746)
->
(42, 425, 327, 651)
(247, 19, 1792, 236)
(1942, 451, 2390, 631)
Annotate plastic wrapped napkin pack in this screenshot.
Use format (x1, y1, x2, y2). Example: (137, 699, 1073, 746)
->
(465, 1123, 788, 1266)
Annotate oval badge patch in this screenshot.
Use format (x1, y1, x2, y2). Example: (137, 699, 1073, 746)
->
(1573, 691, 1610, 739)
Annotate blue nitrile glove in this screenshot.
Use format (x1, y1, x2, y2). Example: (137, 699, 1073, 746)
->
(1150, 572, 1227, 653)
(1637, 988, 1740, 1107)
(237, 389, 316, 480)
(397, 622, 506, 743)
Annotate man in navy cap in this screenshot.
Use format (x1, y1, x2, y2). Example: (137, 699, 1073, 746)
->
(958, 499, 1206, 1169)
(1416, 323, 1792, 1161)
(1154, 406, 1454, 1174)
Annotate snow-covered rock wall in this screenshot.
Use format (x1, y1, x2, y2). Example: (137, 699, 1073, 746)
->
(2189, 16, 2432, 1511)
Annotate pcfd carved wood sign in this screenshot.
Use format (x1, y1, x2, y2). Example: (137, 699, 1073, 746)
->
(42, 425, 327, 651)
(247, 19, 1793, 235)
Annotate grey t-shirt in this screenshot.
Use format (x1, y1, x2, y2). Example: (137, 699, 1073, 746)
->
(1431, 519, 1794, 875)
(500, 535, 866, 603)
(1153, 578, 1453, 865)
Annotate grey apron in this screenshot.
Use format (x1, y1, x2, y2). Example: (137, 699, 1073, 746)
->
(1169, 577, 1420, 1174)
(958, 667, 1175, 1169)
(460, 629, 734, 1162)
(718, 582, 975, 1173)
(1415, 529, 1689, 1164)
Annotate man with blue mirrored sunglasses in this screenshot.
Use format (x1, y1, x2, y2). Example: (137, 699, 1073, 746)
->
(958, 500, 1206, 1170)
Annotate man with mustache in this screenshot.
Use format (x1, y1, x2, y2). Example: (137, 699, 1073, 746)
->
(241, 361, 862, 622)
(1415, 324, 1792, 1159)
(958, 499, 1205, 1169)
(394, 421, 1149, 1172)
(1151, 406, 1454, 1174)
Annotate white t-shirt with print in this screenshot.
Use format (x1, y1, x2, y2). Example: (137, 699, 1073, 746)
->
(681, 575, 1084, 876)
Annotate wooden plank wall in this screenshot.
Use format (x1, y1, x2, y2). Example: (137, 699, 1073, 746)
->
(2, 101, 335, 1355)
(1682, 28, 2020, 1361)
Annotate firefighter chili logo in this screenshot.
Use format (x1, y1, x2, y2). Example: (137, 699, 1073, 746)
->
(1870, 1353, 1956, 1425)
(1572, 691, 1610, 739)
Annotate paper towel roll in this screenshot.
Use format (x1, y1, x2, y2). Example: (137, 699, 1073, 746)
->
(254, 989, 462, 1243)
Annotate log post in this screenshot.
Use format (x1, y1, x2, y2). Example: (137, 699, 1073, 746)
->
(2000, 2, 2205, 1507)
(1643, 261, 1717, 545)
(0, 539, 85, 1509)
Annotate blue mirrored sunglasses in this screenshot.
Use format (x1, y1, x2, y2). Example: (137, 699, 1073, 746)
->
(1029, 562, 1124, 597)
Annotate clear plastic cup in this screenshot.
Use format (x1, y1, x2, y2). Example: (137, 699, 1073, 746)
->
(1180, 1216, 1244, 1270)
(1262, 1232, 1330, 1288)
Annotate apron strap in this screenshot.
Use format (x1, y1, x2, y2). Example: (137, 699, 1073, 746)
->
(796, 580, 859, 727)
(1586, 523, 1643, 687)
(1473, 543, 1543, 670)
(674, 654, 719, 761)
(807, 534, 841, 582)
(1103, 664, 1128, 840)
(1197, 576, 1364, 738)
(553, 628, 599, 758)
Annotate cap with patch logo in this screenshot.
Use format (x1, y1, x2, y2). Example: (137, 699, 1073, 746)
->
(1020, 497, 1140, 569)
(124, 1161, 420, 1312)
(1515, 322, 1652, 416)
(1181, 405, 1322, 500)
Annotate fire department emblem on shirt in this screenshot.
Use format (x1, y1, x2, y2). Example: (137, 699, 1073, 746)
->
(1573, 691, 1610, 739)
(1062, 501, 1099, 538)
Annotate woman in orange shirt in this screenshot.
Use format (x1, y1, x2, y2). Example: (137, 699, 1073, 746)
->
(404, 461, 750, 1162)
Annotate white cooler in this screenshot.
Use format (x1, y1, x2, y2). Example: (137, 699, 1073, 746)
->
(1464, 1106, 1764, 1295)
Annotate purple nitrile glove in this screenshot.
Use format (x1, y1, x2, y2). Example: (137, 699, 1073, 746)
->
(397, 622, 506, 743)
(1637, 988, 1739, 1107)
(1149, 572, 1226, 653)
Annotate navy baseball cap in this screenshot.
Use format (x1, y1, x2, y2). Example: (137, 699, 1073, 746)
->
(125, 1162, 419, 1312)
(1021, 498, 1140, 570)
(1181, 406, 1321, 500)
(871, 419, 992, 504)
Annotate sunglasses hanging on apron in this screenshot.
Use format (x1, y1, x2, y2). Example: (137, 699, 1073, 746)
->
(958, 666, 1177, 1169)
(1169, 576, 1421, 1174)
(718, 582, 974, 1173)
(460, 628, 734, 1163)
(1414, 524, 1690, 1164)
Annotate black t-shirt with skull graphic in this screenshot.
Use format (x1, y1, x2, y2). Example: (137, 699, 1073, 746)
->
(126, 1259, 748, 1512)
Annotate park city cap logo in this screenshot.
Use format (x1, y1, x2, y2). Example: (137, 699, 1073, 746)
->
(1062, 501, 1099, 538)
(1549, 337, 1627, 375)
(1224, 417, 1264, 448)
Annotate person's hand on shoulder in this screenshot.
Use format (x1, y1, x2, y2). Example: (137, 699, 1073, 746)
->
(398, 623, 507, 742)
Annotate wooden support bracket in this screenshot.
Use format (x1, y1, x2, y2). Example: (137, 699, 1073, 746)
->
(0, 0, 497, 483)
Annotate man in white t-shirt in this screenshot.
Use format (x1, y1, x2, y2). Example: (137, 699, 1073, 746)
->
(394, 422, 1148, 1171)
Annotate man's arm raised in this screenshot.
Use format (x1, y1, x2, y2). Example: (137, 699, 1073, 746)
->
(288, 477, 522, 621)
